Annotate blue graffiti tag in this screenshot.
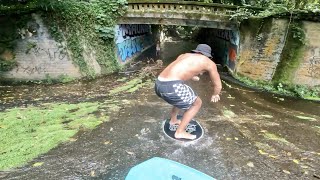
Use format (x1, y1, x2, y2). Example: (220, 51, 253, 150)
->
(117, 37, 143, 62)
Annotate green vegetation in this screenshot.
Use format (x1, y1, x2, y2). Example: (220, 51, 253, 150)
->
(235, 74, 320, 100)
(42, 0, 127, 77)
(273, 22, 305, 84)
(42, 74, 76, 84)
(229, 0, 320, 23)
(263, 132, 289, 144)
(0, 58, 16, 71)
(0, 16, 19, 72)
(3, 74, 77, 85)
(0, 72, 151, 170)
(0, 98, 133, 170)
(222, 108, 237, 118)
(0, 102, 105, 170)
(109, 78, 153, 95)
(56, 74, 76, 83)
(0, 0, 128, 77)
(25, 41, 37, 54)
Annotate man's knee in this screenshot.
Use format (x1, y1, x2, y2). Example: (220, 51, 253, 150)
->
(193, 97, 202, 107)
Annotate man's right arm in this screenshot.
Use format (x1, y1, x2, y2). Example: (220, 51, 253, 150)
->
(206, 61, 222, 101)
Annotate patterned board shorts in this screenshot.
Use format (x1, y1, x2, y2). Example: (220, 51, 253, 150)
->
(155, 79, 198, 110)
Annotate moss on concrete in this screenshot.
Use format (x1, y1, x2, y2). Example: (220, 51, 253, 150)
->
(109, 78, 143, 95)
(240, 18, 272, 42)
(0, 102, 105, 170)
(272, 21, 305, 84)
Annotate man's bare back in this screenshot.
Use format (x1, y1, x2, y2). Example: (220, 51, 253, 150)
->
(159, 53, 222, 97)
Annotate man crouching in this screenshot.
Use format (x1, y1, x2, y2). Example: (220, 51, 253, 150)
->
(155, 44, 222, 140)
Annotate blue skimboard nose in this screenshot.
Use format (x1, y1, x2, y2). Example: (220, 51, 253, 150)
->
(125, 157, 215, 180)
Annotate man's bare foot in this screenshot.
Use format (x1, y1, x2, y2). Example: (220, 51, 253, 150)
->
(169, 119, 181, 125)
(174, 131, 196, 140)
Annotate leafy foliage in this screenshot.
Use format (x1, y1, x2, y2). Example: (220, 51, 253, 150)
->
(235, 74, 320, 100)
(93, 0, 127, 40)
(229, 8, 255, 22)
(272, 22, 305, 84)
(200, 0, 320, 23)
(0, 0, 128, 77)
(0, 59, 16, 71)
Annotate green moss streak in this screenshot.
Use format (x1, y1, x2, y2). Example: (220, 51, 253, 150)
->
(263, 132, 289, 144)
(273, 22, 305, 84)
(0, 101, 115, 170)
(234, 74, 320, 99)
(109, 78, 143, 95)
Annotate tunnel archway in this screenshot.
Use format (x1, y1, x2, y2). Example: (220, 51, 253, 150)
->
(150, 25, 239, 70)
(195, 28, 239, 70)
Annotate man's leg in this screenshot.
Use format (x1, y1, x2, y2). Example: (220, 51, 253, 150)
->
(170, 106, 180, 125)
(174, 97, 202, 140)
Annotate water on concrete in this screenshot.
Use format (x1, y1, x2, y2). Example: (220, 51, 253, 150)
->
(0, 41, 319, 180)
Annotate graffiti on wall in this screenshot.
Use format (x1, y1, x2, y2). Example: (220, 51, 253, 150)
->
(214, 29, 239, 46)
(228, 45, 237, 70)
(16, 64, 47, 75)
(30, 46, 67, 61)
(213, 29, 239, 70)
(115, 24, 151, 62)
(308, 47, 320, 79)
(13, 45, 68, 75)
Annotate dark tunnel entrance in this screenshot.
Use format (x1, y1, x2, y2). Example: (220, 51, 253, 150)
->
(196, 28, 239, 70)
(152, 25, 239, 71)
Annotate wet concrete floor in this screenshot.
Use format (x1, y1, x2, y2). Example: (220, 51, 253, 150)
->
(0, 72, 319, 180)
(0, 41, 320, 179)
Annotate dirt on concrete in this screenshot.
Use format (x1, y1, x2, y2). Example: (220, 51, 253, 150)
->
(0, 72, 319, 180)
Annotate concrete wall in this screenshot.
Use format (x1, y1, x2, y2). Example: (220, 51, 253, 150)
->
(237, 19, 320, 87)
(0, 15, 155, 82)
(0, 14, 82, 81)
(237, 18, 288, 81)
(293, 21, 320, 86)
(2, 13, 318, 86)
(114, 24, 153, 64)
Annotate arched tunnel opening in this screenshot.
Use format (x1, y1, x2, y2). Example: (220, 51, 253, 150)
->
(114, 24, 239, 74)
(149, 25, 239, 71)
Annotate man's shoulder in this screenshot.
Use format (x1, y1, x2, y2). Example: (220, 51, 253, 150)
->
(180, 53, 205, 59)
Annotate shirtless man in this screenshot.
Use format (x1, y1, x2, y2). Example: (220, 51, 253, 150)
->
(155, 44, 222, 140)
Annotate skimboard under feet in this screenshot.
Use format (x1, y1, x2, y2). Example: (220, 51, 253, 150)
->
(162, 115, 204, 142)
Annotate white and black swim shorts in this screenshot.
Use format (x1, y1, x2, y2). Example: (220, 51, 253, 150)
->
(155, 78, 198, 110)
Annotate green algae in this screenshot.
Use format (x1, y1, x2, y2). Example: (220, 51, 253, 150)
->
(222, 109, 237, 118)
(0, 100, 123, 170)
(263, 132, 289, 144)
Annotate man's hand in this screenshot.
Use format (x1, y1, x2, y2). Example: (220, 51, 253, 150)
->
(192, 76, 200, 81)
(211, 94, 220, 103)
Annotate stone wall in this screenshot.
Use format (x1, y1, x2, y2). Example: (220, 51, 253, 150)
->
(0, 14, 82, 81)
(293, 21, 320, 86)
(237, 18, 288, 81)
(237, 18, 320, 87)
(2, 13, 318, 87)
(0, 15, 156, 82)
